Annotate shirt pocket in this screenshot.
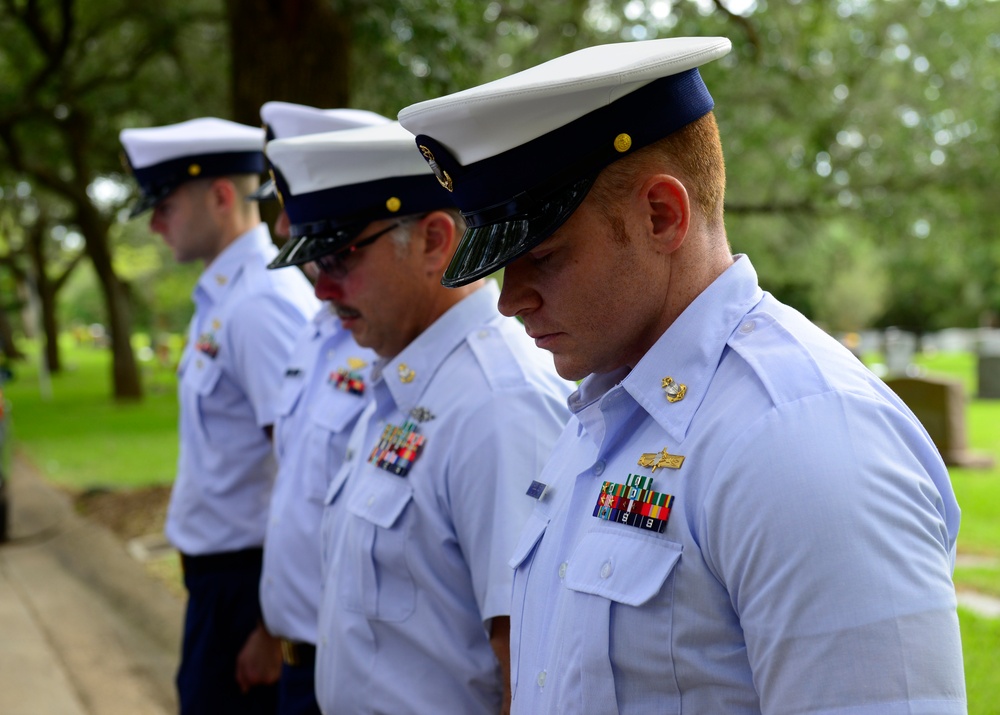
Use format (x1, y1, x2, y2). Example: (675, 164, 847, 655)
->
(181, 356, 223, 438)
(508, 510, 550, 699)
(310, 391, 368, 503)
(562, 528, 683, 714)
(340, 471, 416, 622)
(564, 528, 682, 605)
(273, 376, 305, 460)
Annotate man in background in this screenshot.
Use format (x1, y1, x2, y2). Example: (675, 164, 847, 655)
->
(121, 117, 319, 714)
(265, 122, 574, 714)
(253, 102, 389, 715)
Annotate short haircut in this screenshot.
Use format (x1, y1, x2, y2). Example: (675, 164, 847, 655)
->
(589, 112, 727, 231)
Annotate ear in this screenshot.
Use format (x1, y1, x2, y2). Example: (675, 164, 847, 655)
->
(417, 210, 457, 275)
(640, 174, 689, 254)
(207, 177, 237, 214)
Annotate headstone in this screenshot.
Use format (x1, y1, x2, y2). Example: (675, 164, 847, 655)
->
(886, 375, 993, 468)
(883, 329, 917, 377)
(977, 329, 1000, 399)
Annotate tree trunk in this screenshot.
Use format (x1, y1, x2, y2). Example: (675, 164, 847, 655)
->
(224, 0, 352, 126)
(76, 204, 142, 401)
(0, 305, 23, 361)
(26, 223, 61, 373)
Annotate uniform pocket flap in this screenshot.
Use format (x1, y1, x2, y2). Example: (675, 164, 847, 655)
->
(185, 356, 223, 396)
(564, 529, 682, 606)
(276, 375, 305, 417)
(508, 510, 550, 569)
(347, 473, 413, 529)
(310, 388, 368, 432)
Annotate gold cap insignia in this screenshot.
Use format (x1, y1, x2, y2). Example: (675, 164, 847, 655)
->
(418, 145, 454, 192)
(386, 197, 402, 212)
(188, 163, 202, 176)
(614, 133, 632, 153)
(661, 376, 687, 403)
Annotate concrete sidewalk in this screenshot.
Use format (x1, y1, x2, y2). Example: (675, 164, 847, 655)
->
(0, 453, 182, 715)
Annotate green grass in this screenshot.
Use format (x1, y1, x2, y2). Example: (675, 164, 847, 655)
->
(3, 338, 1000, 709)
(2, 335, 180, 489)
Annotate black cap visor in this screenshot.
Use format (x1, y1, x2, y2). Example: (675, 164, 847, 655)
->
(247, 177, 277, 202)
(442, 176, 593, 288)
(267, 220, 371, 269)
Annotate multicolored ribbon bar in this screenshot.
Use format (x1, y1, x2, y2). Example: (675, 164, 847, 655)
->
(330, 367, 365, 395)
(367, 419, 426, 476)
(592, 473, 674, 533)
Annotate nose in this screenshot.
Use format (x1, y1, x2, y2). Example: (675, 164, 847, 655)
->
(275, 210, 290, 239)
(314, 270, 344, 302)
(497, 257, 540, 318)
(149, 211, 164, 236)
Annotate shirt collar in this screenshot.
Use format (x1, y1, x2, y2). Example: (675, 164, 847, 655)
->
(623, 254, 763, 443)
(570, 255, 763, 447)
(194, 223, 274, 303)
(372, 281, 501, 417)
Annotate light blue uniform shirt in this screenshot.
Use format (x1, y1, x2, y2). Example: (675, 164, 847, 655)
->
(166, 224, 320, 556)
(260, 306, 375, 644)
(509, 256, 965, 714)
(315, 282, 574, 715)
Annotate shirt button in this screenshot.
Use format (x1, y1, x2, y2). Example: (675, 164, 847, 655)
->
(537, 670, 547, 687)
(600, 561, 613, 579)
(478, 329, 490, 338)
(367, 495, 376, 507)
(740, 320, 756, 334)
(558, 562, 568, 579)
(593, 460, 606, 476)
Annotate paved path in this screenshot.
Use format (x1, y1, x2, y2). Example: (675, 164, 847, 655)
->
(0, 454, 182, 715)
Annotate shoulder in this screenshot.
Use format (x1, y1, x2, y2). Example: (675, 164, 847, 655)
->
(460, 319, 573, 399)
(724, 294, 890, 409)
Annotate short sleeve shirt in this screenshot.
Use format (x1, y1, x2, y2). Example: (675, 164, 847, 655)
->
(508, 256, 965, 714)
(315, 281, 575, 715)
(166, 224, 320, 555)
(260, 307, 376, 644)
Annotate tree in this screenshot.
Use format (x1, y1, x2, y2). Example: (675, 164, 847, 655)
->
(0, 0, 229, 399)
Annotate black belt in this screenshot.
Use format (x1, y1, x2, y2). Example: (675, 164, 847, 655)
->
(180, 547, 264, 577)
(280, 639, 316, 667)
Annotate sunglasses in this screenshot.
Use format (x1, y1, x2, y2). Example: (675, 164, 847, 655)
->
(314, 223, 400, 277)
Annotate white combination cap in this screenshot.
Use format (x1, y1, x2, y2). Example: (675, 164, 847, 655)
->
(397, 37, 732, 287)
(251, 103, 391, 200)
(119, 117, 264, 217)
(264, 122, 456, 269)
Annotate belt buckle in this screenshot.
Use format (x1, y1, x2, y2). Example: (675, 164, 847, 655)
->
(280, 639, 299, 667)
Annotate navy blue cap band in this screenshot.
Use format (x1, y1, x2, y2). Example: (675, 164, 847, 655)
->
(415, 68, 713, 226)
(282, 173, 452, 239)
(129, 150, 265, 213)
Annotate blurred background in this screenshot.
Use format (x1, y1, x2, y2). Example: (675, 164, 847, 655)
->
(1, 0, 998, 711)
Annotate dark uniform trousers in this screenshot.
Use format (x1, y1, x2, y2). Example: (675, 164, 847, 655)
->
(277, 641, 321, 715)
(178, 547, 278, 715)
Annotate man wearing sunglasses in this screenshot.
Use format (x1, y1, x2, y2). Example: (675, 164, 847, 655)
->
(265, 122, 574, 714)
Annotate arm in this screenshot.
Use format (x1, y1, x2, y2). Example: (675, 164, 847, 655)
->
(489, 617, 512, 715)
(234, 622, 282, 692)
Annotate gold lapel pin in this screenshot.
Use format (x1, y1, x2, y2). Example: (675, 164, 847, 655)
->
(661, 376, 687, 403)
(398, 363, 416, 383)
